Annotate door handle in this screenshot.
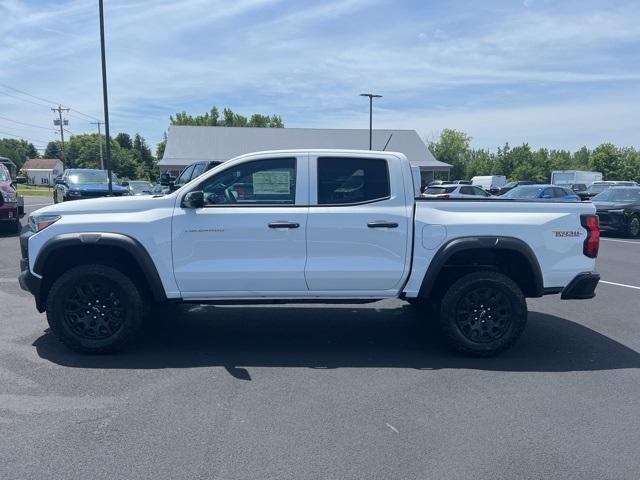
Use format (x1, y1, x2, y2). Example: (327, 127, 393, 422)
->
(268, 221, 300, 229)
(367, 221, 399, 228)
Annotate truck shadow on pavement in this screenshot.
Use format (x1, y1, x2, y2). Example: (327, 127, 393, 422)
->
(33, 304, 640, 376)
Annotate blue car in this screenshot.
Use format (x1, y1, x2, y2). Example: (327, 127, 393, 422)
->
(501, 184, 580, 202)
(53, 169, 129, 203)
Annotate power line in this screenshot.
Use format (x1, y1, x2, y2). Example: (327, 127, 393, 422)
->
(0, 130, 52, 144)
(0, 114, 57, 132)
(0, 89, 53, 109)
(0, 81, 101, 121)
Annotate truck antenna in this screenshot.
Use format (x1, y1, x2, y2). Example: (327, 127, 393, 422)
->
(382, 133, 393, 151)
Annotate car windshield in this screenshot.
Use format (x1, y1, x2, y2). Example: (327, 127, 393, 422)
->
(592, 188, 640, 203)
(502, 186, 544, 198)
(424, 186, 456, 195)
(587, 183, 610, 194)
(0, 168, 8, 182)
(129, 181, 151, 193)
(503, 181, 518, 188)
(67, 171, 118, 184)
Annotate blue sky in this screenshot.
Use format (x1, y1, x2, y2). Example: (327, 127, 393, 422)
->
(1, 0, 639, 153)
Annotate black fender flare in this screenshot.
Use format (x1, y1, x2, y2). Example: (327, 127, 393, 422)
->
(34, 232, 167, 302)
(417, 236, 544, 299)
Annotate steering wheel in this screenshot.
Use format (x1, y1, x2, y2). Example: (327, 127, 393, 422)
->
(224, 187, 237, 203)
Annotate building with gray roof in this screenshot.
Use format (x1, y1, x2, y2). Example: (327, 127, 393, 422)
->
(158, 126, 451, 184)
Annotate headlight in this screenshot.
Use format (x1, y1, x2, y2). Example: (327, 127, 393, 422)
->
(28, 214, 61, 233)
(1, 189, 17, 203)
(68, 190, 82, 197)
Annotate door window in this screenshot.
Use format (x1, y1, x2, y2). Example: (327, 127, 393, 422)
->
(199, 158, 296, 205)
(191, 162, 206, 180)
(317, 157, 390, 205)
(472, 186, 490, 196)
(175, 165, 195, 188)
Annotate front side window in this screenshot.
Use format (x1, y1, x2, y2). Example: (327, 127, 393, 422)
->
(175, 165, 195, 188)
(317, 157, 390, 205)
(191, 163, 206, 180)
(200, 158, 296, 205)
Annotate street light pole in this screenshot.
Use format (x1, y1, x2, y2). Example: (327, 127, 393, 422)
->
(360, 93, 382, 150)
(99, 0, 112, 195)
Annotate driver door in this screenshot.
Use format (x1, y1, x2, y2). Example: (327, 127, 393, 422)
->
(171, 155, 309, 298)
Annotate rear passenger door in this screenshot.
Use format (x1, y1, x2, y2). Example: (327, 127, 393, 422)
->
(305, 155, 410, 292)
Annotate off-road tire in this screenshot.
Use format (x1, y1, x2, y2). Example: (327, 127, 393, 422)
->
(439, 271, 527, 356)
(46, 264, 145, 353)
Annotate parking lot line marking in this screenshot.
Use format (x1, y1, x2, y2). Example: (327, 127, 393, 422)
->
(601, 238, 640, 245)
(601, 280, 640, 290)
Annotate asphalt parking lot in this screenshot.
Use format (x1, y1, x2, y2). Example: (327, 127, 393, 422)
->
(1, 197, 639, 480)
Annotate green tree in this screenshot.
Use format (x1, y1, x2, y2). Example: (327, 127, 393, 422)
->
(429, 129, 471, 179)
(115, 133, 133, 150)
(133, 133, 157, 181)
(170, 106, 284, 128)
(0, 138, 39, 169)
(589, 143, 622, 180)
(44, 141, 63, 160)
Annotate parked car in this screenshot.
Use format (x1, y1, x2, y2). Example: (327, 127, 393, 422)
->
(592, 186, 640, 237)
(53, 169, 129, 203)
(501, 184, 580, 202)
(422, 184, 492, 199)
(126, 180, 153, 196)
(0, 163, 20, 233)
(20, 149, 600, 357)
(471, 175, 507, 194)
(496, 180, 533, 195)
(568, 183, 590, 200)
(160, 160, 223, 192)
(584, 181, 637, 200)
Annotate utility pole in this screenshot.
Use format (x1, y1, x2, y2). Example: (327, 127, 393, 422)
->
(51, 105, 69, 166)
(359, 93, 382, 150)
(99, 0, 112, 195)
(90, 121, 104, 169)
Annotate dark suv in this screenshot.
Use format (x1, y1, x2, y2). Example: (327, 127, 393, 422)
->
(53, 169, 129, 203)
(160, 160, 222, 192)
(0, 163, 20, 233)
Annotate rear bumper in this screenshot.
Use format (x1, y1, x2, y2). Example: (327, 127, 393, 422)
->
(560, 272, 600, 300)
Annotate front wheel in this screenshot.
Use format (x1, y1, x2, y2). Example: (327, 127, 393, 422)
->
(626, 215, 640, 238)
(438, 271, 527, 356)
(46, 264, 145, 353)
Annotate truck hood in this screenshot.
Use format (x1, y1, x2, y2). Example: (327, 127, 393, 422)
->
(33, 193, 176, 216)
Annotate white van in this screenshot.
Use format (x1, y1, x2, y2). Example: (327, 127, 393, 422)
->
(471, 175, 507, 192)
(551, 170, 602, 186)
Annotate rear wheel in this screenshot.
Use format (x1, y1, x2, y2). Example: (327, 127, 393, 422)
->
(46, 264, 145, 353)
(626, 215, 640, 238)
(438, 271, 527, 356)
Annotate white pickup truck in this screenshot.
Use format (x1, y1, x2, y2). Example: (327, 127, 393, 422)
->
(19, 149, 601, 356)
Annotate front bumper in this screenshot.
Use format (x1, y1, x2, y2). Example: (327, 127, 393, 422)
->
(18, 230, 44, 312)
(561, 272, 600, 300)
(0, 202, 18, 222)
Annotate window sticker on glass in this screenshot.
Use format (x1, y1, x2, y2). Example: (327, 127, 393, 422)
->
(253, 171, 291, 195)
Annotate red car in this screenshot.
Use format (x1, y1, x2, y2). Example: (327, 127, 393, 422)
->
(0, 163, 20, 233)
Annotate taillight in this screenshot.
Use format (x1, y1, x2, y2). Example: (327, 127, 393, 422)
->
(581, 214, 600, 258)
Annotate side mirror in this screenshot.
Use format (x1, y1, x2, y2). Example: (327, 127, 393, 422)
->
(182, 190, 204, 209)
(160, 173, 171, 186)
(15, 176, 26, 184)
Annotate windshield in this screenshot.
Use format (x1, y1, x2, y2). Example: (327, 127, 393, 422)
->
(424, 186, 456, 195)
(503, 181, 518, 188)
(587, 183, 610, 194)
(502, 186, 544, 199)
(67, 171, 118, 184)
(129, 181, 151, 193)
(0, 168, 8, 182)
(593, 188, 640, 203)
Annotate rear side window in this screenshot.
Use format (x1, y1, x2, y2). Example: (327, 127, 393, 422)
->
(317, 157, 390, 205)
